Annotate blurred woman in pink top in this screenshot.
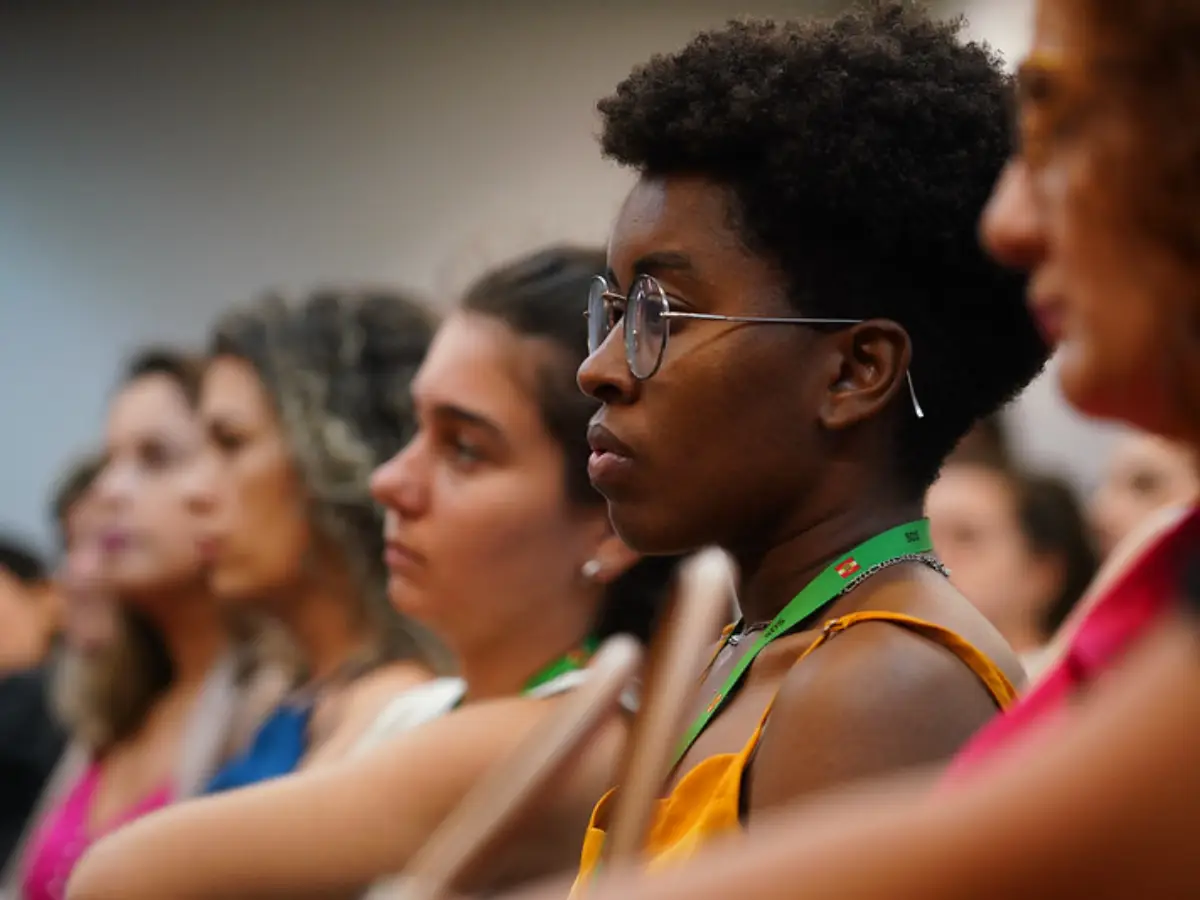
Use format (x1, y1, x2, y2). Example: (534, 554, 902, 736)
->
(10, 350, 263, 900)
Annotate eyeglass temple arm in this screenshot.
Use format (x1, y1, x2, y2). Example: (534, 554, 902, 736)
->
(659, 311, 860, 325)
(588, 303, 924, 419)
(661, 311, 925, 418)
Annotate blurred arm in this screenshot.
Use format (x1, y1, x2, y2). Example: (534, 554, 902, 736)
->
(68, 694, 622, 900)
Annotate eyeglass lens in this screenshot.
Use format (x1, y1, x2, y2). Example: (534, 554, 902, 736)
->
(586, 277, 612, 355)
(627, 276, 667, 380)
(587, 275, 667, 380)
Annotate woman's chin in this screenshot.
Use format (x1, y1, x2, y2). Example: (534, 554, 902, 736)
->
(609, 502, 705, 558)
(386, 577, 432, 619)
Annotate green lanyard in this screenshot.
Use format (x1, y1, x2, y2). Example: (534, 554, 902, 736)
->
(672, 519, 934, 767)
(522, 635, 600, 694)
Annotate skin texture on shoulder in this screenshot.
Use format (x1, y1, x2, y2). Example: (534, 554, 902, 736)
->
(67, 693, 627, 900)
(746, 568, 1022, 815)
(665, 564, 1023, 819)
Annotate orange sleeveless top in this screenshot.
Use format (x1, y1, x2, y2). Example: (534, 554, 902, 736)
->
(572, 611, 1017, 890)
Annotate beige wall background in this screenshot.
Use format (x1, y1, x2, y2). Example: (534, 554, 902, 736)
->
(0, 0, 1111, 547)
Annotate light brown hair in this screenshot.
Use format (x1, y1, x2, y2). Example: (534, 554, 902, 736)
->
(1059, 1, 1200, 269)
(211, 290, 450, 673)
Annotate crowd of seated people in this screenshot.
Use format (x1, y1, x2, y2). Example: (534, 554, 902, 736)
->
(0, 2, 1196, 899)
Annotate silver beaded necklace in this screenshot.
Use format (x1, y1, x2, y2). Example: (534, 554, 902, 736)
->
(726, 551, 949, 646)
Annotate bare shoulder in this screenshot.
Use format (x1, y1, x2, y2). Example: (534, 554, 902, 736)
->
(774, 612, 1008, 730)
(748, 583, 1014, 815)
(857, 565, 1025, 688)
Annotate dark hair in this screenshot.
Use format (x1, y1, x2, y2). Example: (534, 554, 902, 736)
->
(49, 452, 105, 551)
(597, 1, 1049, 493)
(0, 535, 47, 584)
(1013, 472, 1100, 636)
(462, 247, 684, 642)
(1063, 0, 1200, 276)
(123, 346, 206, 406)
(211, 289, 447, 669)
(1183, 555, 1200, 620)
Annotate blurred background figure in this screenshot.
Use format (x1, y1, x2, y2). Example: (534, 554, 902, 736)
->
(927, 461, 1099, 675)
(50, 457, 116, 660)
(0, 538, 60, 677)
(0, 454, 106, 878)
(1089, 431, 1198, 559)
(0, 536, 63, 875)
(193, 289, 446, 792)
(9, 350, 271, 900)
(948, 413, 1013, 471)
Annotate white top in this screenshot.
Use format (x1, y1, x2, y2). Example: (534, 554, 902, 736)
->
(351, 678, 467, 757)
(351, 669, 604, 758)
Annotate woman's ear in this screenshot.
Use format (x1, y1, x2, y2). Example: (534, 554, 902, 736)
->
(819, 320, 912, 431)
(586, 534, 642, 585)
(578, 512, 641, 585)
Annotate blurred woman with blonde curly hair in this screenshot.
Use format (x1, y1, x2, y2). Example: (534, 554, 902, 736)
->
(191, 288, 448, 792)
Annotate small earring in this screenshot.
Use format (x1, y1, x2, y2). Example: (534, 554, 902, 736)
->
(581, 559, 603, 581)
(906, 370, 925, 419)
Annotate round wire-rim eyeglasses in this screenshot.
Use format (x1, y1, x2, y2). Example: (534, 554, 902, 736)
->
(585, 274, 924, 418)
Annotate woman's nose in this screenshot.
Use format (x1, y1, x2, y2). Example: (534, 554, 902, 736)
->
(578, 327, 639, 405)
(182, 447, 221, 517)
(370, 436, 428, 518)
(980, 159, 1048, 273)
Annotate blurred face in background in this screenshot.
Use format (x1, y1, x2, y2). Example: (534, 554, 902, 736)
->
(59, 493, 117, 655)
(371, 313, 624, 653)
(926, 463, 1060, 650)
(982, 2, 1200, 441)
(92, 373, 207, 606)
(191, 355, 312, 606)
(1090, 432, 1199, 556)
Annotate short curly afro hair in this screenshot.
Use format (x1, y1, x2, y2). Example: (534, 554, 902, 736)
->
(598, 0, 1048, 492)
